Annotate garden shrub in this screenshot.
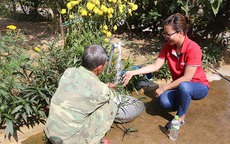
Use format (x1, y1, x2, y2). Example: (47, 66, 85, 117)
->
(0, 27, 51, 140)
(60, 0, 138, 61)
(0, 26, 78, 140)
(59, 0, 140, 90)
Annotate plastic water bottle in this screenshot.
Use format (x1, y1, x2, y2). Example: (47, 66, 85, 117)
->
(169, 115, 180, 141)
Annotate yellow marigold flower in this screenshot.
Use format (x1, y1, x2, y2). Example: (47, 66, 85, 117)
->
(98, 10, 103, 15)
(112, 0, 117, 3)
(69, 14, 73, 19)
(67, 2, 73, 10)
(71, 0, 81, 5)
(103, 25, 108, 30)
(101, 5, 107, 13)
(113, 25, 117, 31)
(119, 4, 126, 13)
(104, 38, 109, 43)
(107, 8, 114, 13)
(34, 47, 41, 52)
(91, 0, 100, 5)
(106, 31, 112, 37)
(102, 29, 107, 34)
(119, 5, 123, 13)
(80, 9, 87, 16)
(108, 13, 113, 19)
(128, 2, 134, 7)
(128, 8, 132, 15)
(7, 25, 17, 30)
(108, 0, 112, 2)
(93, 7, 100, 14)
(132, 4, 138, 11)
(86, 2, 95, 11)
(61, 9, 67, 14)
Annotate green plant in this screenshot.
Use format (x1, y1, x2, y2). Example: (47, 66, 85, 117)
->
(0, 28, 49, 140)
(0, 27, 71, 141)
(60, 0, 138, 55)
(201, 42, 227, 68)
(115, 123, 138, 140)
(99, 52, 143, 95)
(152, 63, 171, 80)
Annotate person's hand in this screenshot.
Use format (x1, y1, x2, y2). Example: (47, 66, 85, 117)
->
(122, 71, 133, 86)
(107, 83, 116, 88)
(155, 87, 164, 97)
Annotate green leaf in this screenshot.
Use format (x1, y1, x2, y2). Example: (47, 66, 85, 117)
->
(32, 105, 39, 114)
(211, 0, 223, 15)
(189, 6, 199, 15)
(5, 119, 14, 136)
(22, 112, 28, 123)
(38, 110, 47, 118)
(128, 127, 138, 132)
(11, 105, 23, 114)
(3, 114, 15, 120)
(0, 89, 9, 96)
(15, 113, 20, 120)
(25, 104, 32, 115)
(37, 87, 49, 104)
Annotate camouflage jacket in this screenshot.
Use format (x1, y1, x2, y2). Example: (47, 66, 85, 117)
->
(45, 66, 118, 144)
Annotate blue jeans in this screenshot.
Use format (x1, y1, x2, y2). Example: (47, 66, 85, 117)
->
(158, 81, 209, 117)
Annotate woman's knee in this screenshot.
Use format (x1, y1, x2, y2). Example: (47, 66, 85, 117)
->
(158, 95, 172, 109)
(178, 82, 191, 93)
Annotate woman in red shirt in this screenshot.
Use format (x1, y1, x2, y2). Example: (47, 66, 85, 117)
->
(123, 13, 210, 129)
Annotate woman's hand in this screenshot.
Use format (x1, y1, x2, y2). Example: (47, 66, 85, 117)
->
(155, 87, 165, 97)
(107, 83, 116, 88)
(122, 71, 134, 86)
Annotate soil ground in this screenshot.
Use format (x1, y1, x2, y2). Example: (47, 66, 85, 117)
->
(0, 19, 230, 144)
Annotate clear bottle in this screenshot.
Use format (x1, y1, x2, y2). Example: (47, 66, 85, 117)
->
(169, 115, 180, 141)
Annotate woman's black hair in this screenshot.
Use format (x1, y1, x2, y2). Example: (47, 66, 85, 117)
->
(164, 13, 190, 35)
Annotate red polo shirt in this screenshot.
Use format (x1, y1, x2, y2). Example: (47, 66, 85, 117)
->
(158, 35, 210, 87)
